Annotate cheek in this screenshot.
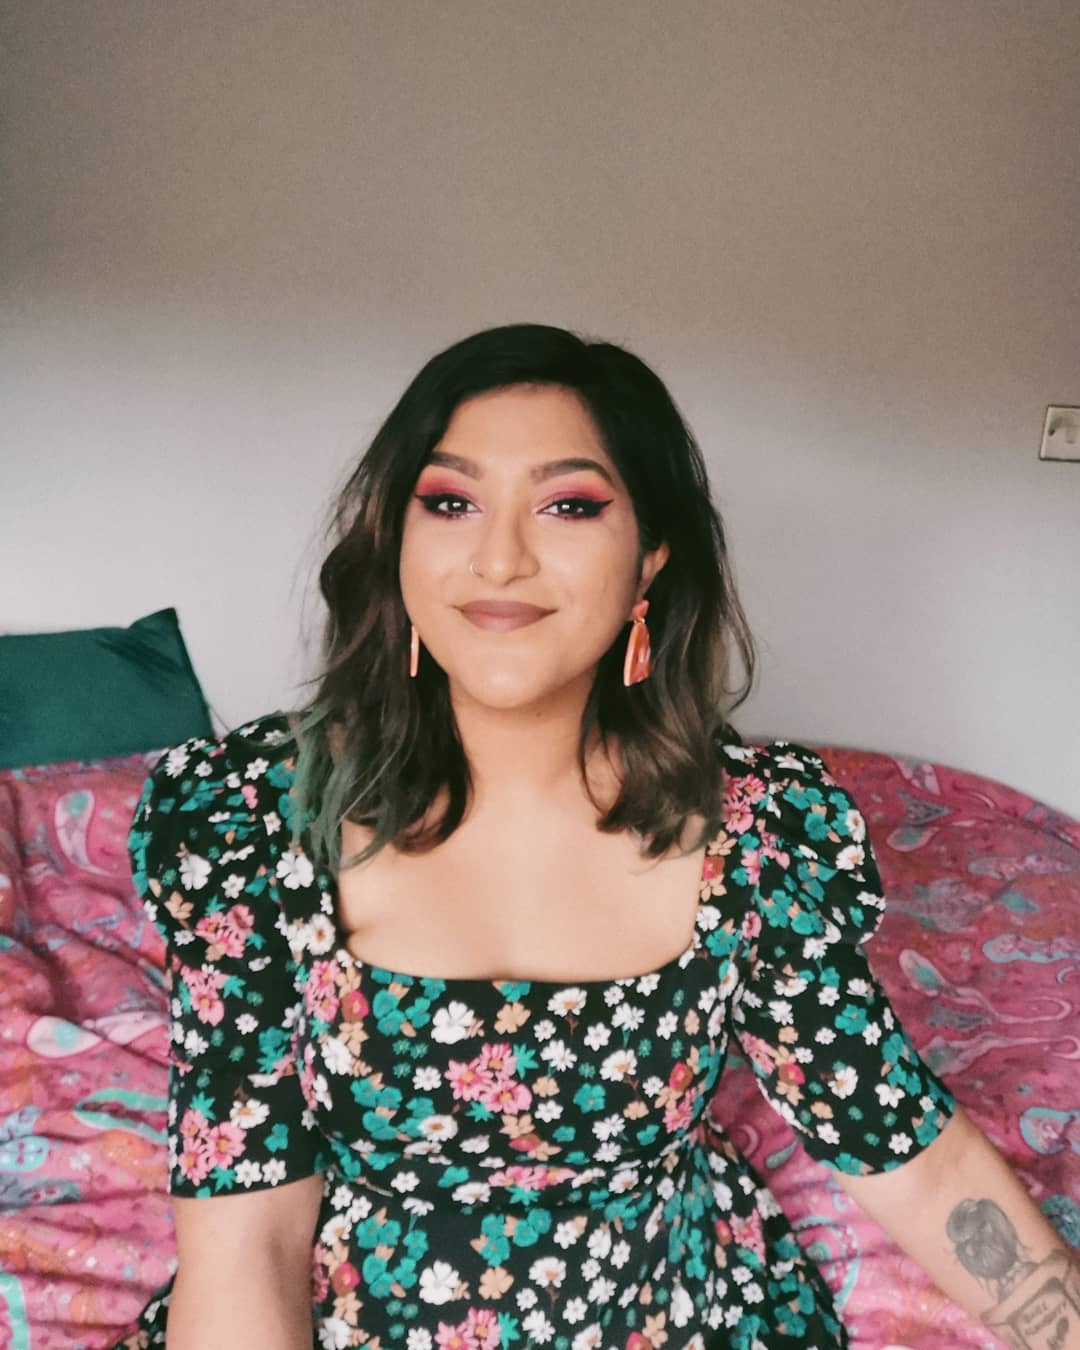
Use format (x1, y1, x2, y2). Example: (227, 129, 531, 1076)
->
(558, 543, 639, 610)
(399, 517, 462, 585)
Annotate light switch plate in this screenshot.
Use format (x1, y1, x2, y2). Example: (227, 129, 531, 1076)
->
(1039, 405, 1080, 461)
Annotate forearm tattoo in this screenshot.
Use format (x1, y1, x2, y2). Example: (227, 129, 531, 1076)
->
(946, 1199, 1080, 1349)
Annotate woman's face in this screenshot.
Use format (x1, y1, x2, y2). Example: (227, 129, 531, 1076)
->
(399, 384, 669, 712)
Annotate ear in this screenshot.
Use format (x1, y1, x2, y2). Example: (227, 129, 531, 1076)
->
(639, 539, 670, 596)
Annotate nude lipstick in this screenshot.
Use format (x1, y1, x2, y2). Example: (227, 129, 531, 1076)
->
(458, 601, 553, 631)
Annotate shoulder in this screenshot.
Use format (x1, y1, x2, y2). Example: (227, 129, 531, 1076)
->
(132, 709, 297, 823)
(719, 740, 865, 854)
(718, 737, 832, 784)
(717, 739, 884, 940)
(128, 710, 300, 939)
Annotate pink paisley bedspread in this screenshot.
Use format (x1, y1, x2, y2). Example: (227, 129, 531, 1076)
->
(0, 744, 1077, 1349)
(0, 751, 173, 1350)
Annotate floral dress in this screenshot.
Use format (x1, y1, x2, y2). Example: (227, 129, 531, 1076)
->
(117, 712, 955, 1350)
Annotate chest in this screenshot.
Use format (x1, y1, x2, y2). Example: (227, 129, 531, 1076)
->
(296, 947, 736, 1202)
(334, 810, 711, 984)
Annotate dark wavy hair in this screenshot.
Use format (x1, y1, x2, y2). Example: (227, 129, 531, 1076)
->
(252, 323, 755, 873)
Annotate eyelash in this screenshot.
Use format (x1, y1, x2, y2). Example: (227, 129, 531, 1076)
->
(415, 493, 613, 520)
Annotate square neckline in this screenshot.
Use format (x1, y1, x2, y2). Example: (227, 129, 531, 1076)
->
(325, 829, 722, 992)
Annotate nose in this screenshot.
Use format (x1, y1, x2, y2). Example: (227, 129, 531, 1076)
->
(470, 506, 540, 584)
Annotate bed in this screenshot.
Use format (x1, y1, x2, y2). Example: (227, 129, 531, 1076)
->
(1, 733, 1077, 1348)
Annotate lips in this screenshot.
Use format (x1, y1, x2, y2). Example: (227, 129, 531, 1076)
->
(459, 601, 553, 631)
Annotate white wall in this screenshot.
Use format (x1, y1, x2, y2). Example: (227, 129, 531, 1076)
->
(3, 0, 1078, 815)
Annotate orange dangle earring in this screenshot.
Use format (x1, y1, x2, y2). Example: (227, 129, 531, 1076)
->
(622, 599, 652, 686)
(409, 623, 420, 678)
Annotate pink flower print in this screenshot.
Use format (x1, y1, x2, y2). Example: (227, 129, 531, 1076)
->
(447, 1058, 495, 1103)
(177, 1138, 213, 1185)
(241, 783, 258, 809)
(668, 1061, 694, 1095)
(723, 773, 767, 834)
(714, 1217, 732, 1245)
(731, 1210, 766, 1260)
(225, 901, 254, 937)
(311, 1255, 330, 1303)
(340, 989, 369, 1022)
(195, 904, 255, 958)
(179, 1107, 209, 1146)
(488, 1164, 575, 1192)
(464, 1309, 500, 1349)
(740, 848, 761, 886)
(330, 1261, 361, 1295)
(304, 959, 341, 1023)
(478, 1042, 517, 1079)
(481, 1077, 532, 1114)
(663, 1086, 698, 1134)
(183, 967, 227, 1026)
(205, 1122, 246, 1168)
(299, 1049, 319, 1111)
(775, 1057, 805, 1104)
(760, 833, 790, 869)
(435, 1325, 470, 1350)
(726, 804, 754, 836)
(737, 1032, 777, 1075)
(194, 911, 231, 952)
(740, 910, 762, 941)
(450, 1043, 530, 1109)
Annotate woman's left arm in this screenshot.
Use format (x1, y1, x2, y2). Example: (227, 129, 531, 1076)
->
(839, 1103, 1080, 1348)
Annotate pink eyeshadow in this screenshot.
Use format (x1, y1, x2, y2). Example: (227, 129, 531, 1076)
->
(414, 473, 611, 503)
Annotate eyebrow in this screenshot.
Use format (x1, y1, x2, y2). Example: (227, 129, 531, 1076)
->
(424, 450, 617, 489)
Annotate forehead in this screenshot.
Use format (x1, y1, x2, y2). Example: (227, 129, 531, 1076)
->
(435, 385, 613, 469)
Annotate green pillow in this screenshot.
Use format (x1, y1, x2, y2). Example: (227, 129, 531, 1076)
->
(0, 608, 214, 769)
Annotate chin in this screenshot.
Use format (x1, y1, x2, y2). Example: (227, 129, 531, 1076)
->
(449, 667, 586, 711)
(455, 677, 547, 709)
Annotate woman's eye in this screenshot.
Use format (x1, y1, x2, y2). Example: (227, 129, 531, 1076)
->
(415, 493, 613, 520)
(542, 497, 614, 519)
(417, 494, 475, 517)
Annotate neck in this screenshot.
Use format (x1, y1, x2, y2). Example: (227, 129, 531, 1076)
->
(448, 675, 619, 811)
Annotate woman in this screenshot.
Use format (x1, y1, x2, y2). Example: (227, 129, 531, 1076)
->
(121, 324, 1078, 1349)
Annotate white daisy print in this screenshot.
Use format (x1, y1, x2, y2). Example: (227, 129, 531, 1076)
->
(418, 1261, 459, 1305)
(431, 1002, 475, 1044)
(548, 987, 587, 1017)
(583, 1023, 611, 1051)
(599, 1048, 637, 1081)
(610, 1003, 644, 1032)
(164, 745, 191, 777)
(276, 849, 314, 891)
(529, 1256, 567, 1287)
(230, 1099, 269, 1129)
(418, 1114, 458, 1142)
(830, 1065, 858, 1098)
(307, 914, 336, 954)
(179, 852, 211, 891)
(542, 1040, 577, 1072)
(234, 1159, 262, 1187)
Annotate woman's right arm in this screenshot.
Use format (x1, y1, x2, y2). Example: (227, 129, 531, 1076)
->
(165, 1173, 324, 1350)
(127, 731, 331, 1348)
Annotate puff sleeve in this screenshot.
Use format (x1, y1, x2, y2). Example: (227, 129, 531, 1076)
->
(129, 728, 328, 1197)
(728, 742, 956, 1176)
